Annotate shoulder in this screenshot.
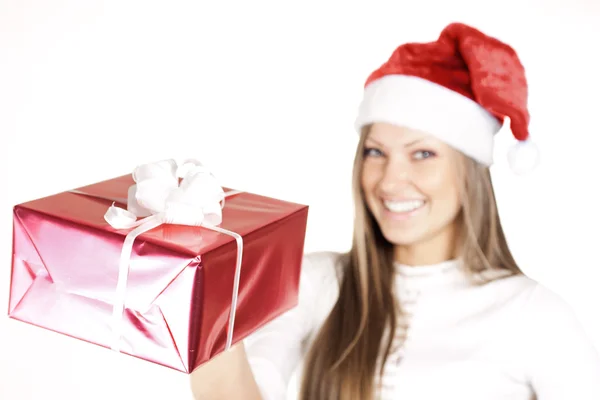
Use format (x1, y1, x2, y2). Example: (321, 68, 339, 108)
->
(518, 278, 591, 344)
(476, 271, 560, 305)
(496, 273, 596, 352)
(298, 251, 345, 334)
(484, 273, 579, 320)
(299, 250, 345, 305)
(301, 251, 345, 284)
(466, 272, 590, 338)
(502, 277, 600, 395)
(498, 274, 578, 319)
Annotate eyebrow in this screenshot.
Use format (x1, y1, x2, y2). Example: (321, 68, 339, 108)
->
(365, 136, 425, 148)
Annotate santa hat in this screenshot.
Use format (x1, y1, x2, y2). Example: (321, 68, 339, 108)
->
(355, 22, 539, 174)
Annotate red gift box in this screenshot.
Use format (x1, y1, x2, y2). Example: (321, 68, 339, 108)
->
(8, 165, 308, 374)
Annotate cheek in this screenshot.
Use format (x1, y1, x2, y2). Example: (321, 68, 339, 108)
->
(360, 163, 383, 213)
(360, 163, 380, 193)
(417, 167, 461, 207)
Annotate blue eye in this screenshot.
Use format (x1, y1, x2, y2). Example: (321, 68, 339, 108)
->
(364, 147, 384, 158)
(413, 150, 436, 160)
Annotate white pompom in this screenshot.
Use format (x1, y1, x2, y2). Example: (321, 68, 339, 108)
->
(507, 139, 540, 175)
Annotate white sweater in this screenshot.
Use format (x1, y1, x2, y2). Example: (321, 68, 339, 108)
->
(243, 251, 600, 399)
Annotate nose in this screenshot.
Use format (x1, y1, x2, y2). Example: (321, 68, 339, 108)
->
(378, 158, 410, 193)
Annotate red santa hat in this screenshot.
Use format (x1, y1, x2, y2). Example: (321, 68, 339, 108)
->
(355, 22, 539, 174)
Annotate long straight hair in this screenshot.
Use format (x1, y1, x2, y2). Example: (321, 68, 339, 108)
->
(298, 127, 522, 399)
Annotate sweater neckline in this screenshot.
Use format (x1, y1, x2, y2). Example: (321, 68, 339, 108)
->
(393, 259, 468, 295)
(394, 258, 461, 277)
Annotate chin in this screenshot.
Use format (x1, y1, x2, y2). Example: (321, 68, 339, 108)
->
(380, 228, 427, 247)
(373, 210, 429, 246)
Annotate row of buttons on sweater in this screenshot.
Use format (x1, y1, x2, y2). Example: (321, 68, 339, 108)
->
(392, 287, 421, 365)
(375, 288, 422, 398)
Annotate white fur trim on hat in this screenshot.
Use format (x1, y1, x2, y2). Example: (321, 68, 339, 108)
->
(355, 74, 501, 166)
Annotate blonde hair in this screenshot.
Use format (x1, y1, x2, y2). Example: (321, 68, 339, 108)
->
(298, 126, 522, 399)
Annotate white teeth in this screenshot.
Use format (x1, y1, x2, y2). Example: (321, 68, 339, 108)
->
(384, 200, 424, 213)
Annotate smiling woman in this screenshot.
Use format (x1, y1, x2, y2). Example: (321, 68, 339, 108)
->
(189, 22, 600, 400)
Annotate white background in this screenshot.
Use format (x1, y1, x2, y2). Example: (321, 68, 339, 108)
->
(1, 1, 599, 399)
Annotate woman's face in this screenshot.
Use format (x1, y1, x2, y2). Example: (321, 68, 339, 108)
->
(361, 122, 463, 252)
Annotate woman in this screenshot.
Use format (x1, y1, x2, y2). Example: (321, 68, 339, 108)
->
(190, 22, 600, 400)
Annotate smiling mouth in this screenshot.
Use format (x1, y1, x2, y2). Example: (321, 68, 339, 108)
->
(383, 199, 425, 213)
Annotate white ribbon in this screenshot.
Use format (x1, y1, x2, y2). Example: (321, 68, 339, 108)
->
(101, 159, 243, 353)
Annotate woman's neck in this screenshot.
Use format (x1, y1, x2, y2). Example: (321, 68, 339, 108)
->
(394, 224, 458, 266)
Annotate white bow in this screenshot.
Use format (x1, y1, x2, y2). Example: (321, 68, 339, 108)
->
(102, 159, 243, 354)
(104, 159, 226, 229)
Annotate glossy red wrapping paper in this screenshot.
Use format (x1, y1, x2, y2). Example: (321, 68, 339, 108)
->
(8, 174, 308, 373)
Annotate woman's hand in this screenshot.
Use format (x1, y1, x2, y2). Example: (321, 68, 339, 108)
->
(189, 341, 262, 400)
